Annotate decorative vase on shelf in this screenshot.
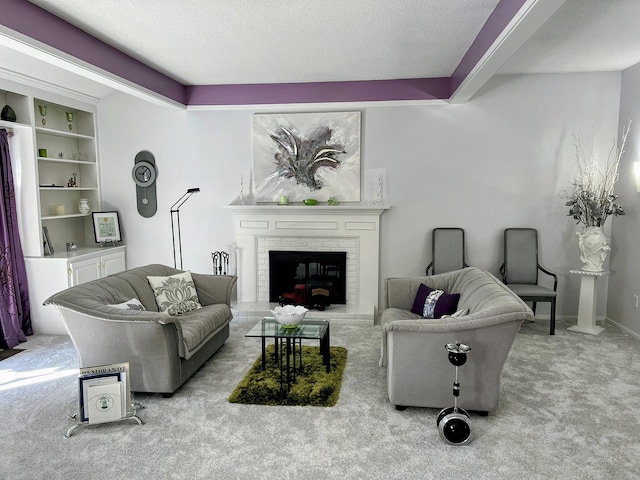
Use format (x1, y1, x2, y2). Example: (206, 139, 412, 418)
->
(576, 226, 610, 272)
(1, 105, 16, 122)
(78, 198, 91, 214)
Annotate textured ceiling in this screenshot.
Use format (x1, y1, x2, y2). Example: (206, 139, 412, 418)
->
(24, 0, 640, 88)
(1, 0, 639, 107)
(25, 0, 500, 85)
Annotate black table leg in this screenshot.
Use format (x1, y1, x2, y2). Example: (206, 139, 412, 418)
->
(321, 322, 330, 372)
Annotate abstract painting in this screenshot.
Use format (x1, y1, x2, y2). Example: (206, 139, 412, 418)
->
(253, 111, 361, 202)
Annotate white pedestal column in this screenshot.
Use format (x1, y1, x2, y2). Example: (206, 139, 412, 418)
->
(567, 270, 608, 335)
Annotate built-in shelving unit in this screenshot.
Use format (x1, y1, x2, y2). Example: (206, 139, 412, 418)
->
(1, 80, 126, 334)
(33, 97, 99, 253)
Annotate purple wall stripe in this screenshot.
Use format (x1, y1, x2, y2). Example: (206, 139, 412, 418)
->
(185, 78, 450, 106)
(450, 0, 528, 93)
(0, 0, 186, 104)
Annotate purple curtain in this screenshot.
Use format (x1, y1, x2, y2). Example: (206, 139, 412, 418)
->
(0, 129, 32, 348)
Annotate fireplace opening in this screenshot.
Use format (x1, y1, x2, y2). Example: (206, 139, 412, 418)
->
(269, 251, 347, 307)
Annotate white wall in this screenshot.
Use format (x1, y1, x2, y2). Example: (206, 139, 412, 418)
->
(98, 72, 622, 317)
(608, 62, 640, 337)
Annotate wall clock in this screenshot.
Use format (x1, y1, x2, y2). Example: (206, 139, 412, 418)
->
(132, 150, 157, 217)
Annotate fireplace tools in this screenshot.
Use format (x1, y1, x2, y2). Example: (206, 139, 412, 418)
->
(436, 341, 472, 445)
(212, 251, 229, 275)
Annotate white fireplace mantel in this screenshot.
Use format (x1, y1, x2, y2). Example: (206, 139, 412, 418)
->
(226, 204, 388, 312)
(226, 204, 388, 216)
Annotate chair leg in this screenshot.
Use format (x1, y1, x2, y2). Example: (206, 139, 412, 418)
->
(531, 302, 537, 317)
(549, 298, 556, 336)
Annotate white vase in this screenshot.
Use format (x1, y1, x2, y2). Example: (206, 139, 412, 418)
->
(576, 226, 610, 272)
(78, 198, 91, 214)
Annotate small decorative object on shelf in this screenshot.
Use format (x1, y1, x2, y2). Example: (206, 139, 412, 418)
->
(66, 242, 77, 252)
(67, 172, 77, 187)
(38, 148, 47, 157)
(38, 104, 47, 126)
(1, 104, 16, 122)
(65, 111, 73, 131)
(328, 196, 338, 206)
(303, 198, 317, 205)
(43, 226, 54, 255)
(78, 198, 90, 214)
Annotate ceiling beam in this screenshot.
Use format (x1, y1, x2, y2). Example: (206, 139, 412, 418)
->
(449, 0, 568, 104)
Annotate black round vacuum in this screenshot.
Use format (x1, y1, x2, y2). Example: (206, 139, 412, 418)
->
(436, 341, 472, 445)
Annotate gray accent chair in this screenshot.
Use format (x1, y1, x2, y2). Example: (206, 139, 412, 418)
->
(381, 267, 533, 413)
(44, 264, 237, 395)
(426, 227, 469, 275)
(499, 228, 558, 335)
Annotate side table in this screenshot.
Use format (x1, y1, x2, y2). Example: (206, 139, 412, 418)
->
(568, 270, 609, 335)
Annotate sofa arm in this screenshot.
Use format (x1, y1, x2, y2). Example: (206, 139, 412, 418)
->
(383, 309, 532, 334)
(191, 273, 237, 306)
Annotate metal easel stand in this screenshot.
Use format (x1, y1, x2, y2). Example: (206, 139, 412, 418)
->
(64, 401, 145, 439)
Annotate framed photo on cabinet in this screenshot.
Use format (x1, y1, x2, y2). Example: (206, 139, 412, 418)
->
(92, 211, 122, 243)
(42, 226, 54, 255)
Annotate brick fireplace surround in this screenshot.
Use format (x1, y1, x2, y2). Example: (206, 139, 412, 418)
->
(227, 205, 387, 324)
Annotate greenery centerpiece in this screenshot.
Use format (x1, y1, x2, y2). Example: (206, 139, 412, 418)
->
(561, 120, 631, 271)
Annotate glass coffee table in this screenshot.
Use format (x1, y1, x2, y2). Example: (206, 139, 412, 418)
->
(245, 318, 331, 392)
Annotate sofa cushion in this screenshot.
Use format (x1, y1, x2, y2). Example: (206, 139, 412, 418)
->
(147, 271, 202, 315)
(177, 304, 232, 357)
(410, 283, 460, 318)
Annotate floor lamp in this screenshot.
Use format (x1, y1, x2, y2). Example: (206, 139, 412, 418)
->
(170, 187, 200, 269)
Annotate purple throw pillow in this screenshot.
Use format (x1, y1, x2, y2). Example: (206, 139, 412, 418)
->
(411, 283, 460, 319)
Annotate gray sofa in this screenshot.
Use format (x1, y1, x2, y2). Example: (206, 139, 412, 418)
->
(44, 264, 237, 395)
(381, 267, 533, 413)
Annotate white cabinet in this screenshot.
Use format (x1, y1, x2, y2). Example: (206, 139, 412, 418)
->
(69, 250, 126, 286)
(25, 247, 127, 334)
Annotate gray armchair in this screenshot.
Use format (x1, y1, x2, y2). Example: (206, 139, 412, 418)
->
(381, 267, 532, 413)
(499, 228, 558, 335)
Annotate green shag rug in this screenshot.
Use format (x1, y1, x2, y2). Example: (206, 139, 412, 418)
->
(229, 344, 347, 407)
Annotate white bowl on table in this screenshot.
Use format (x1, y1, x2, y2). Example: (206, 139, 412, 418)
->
(271, 305, 308, 329)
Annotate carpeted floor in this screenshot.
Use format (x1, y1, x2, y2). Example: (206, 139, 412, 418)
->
(0, 318, 639, 479)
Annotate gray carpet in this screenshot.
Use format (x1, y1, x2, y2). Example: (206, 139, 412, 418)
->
(1, 318, 639, 479)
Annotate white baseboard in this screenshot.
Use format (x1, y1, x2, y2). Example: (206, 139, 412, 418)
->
(605, 317, 640, 340)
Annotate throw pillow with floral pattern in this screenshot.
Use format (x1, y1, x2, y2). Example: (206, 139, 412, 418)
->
(147, 271, 202, 315)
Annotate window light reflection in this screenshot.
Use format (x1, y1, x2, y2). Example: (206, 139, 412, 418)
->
(0, 367, 78, 392)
